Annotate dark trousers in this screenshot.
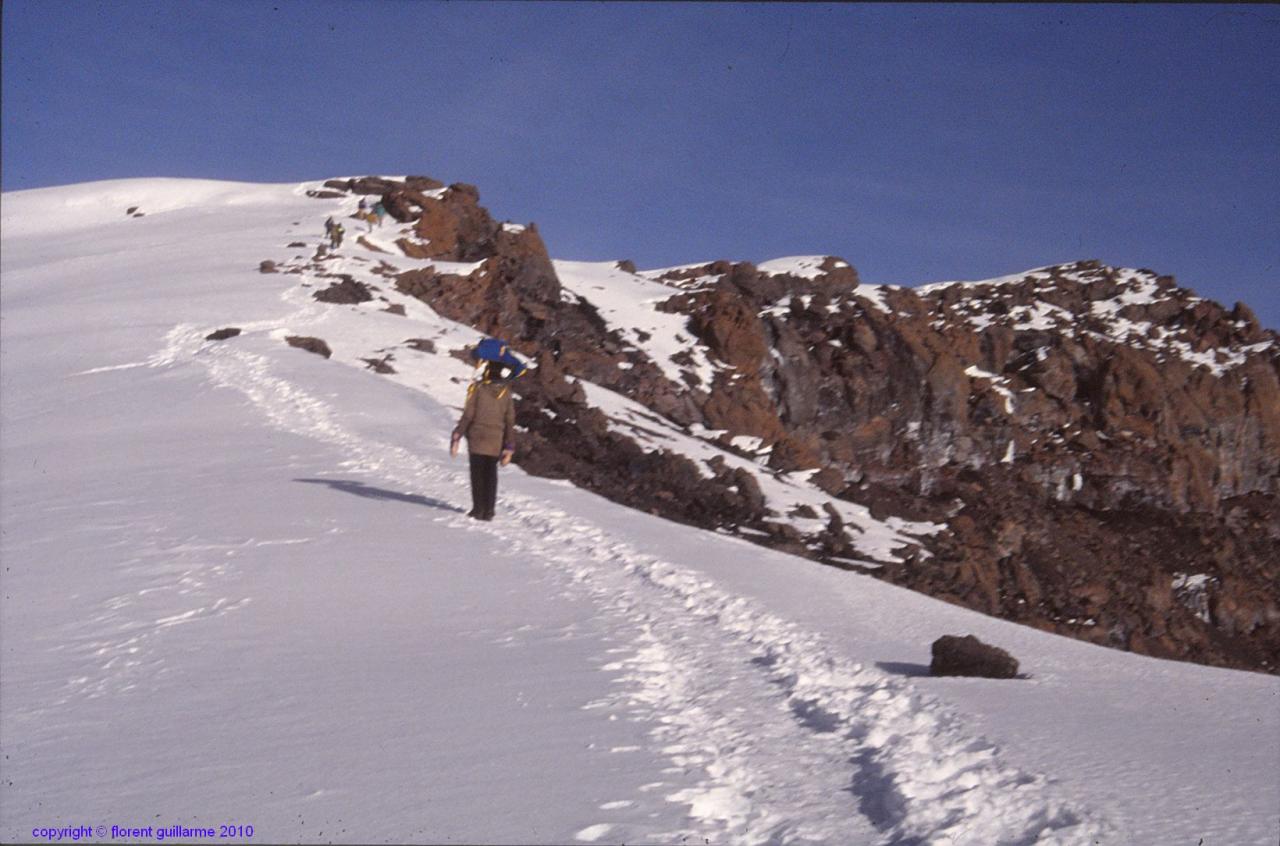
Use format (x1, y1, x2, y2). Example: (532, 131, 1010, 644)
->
(469, 453, 499, 518)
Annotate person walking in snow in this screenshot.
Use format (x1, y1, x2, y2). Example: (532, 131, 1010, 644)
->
(330, 222, 345, 250)
(451, 360, 517, 521)
(374, 201, 386, 227)
(324, 216, 336, 238)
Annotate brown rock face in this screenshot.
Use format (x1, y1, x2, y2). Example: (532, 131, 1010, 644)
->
(319, 177, 1280, 674)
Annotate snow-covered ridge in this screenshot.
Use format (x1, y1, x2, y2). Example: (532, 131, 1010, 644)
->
(2, 178, 313, 237)
(625, 254, 1270, 383)
(756, 255, 851, 280)
(633, 254, 853, 293)
(900, 263, 1274, 377)
(916, 265, 1067, 295)
(634, 262, 726, 293)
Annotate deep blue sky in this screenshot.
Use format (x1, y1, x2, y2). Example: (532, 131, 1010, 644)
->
(4, 1, 1278, 326)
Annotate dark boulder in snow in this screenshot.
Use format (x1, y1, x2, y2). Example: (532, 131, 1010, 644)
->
(313, 275, 373, 305)
(205, 327, 241, 342)
(930, 635, 1020, 679)
(285, 336, 332, 359)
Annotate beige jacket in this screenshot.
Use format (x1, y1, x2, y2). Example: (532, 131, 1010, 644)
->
(454, 381, 516, 457)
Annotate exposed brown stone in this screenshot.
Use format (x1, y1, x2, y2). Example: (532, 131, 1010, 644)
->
(931, 635, 1020, 678)
(313, 275, 373, 304)
(285, 336, 332, 358)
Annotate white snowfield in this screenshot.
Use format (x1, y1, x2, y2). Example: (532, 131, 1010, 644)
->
(2, 178, 1277, 845)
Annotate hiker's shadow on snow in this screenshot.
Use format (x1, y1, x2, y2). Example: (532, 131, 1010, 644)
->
(294, 479, 464, 514)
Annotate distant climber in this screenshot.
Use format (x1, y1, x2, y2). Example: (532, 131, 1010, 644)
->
(451, 353, 519, 521)
(374, 201, 387, 227)
(324, 216, 336, 238)
(357, 197, 368, 215)
(330, 222, 345, 250)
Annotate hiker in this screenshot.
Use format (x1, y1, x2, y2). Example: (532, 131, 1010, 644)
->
(324, 216, 336, 238)
(330, 222, 345, 250)
(374, 201, 386, 227)
(357, 197, 368, 215)
(365, 209, 376, 232)
(451, 359, 517, 521)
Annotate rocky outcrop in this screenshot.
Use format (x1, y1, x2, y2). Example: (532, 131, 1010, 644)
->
(313, 176, 1280, 674)
(775, 266, 1280, 672)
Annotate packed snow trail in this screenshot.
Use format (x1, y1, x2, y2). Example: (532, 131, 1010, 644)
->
(163, 325, 1109, 844)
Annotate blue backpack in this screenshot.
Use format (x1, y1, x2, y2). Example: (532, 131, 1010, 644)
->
(473, 338, 527, 379)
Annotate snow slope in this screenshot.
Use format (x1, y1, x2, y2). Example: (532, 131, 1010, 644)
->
(1, 178, 1276, 845)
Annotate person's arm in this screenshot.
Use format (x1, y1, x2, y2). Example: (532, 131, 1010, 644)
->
(452, 389, 477, 456)
(500, 394, 516, 465)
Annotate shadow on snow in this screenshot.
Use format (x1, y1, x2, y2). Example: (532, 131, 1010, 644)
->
(294, 478, 464, 513)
